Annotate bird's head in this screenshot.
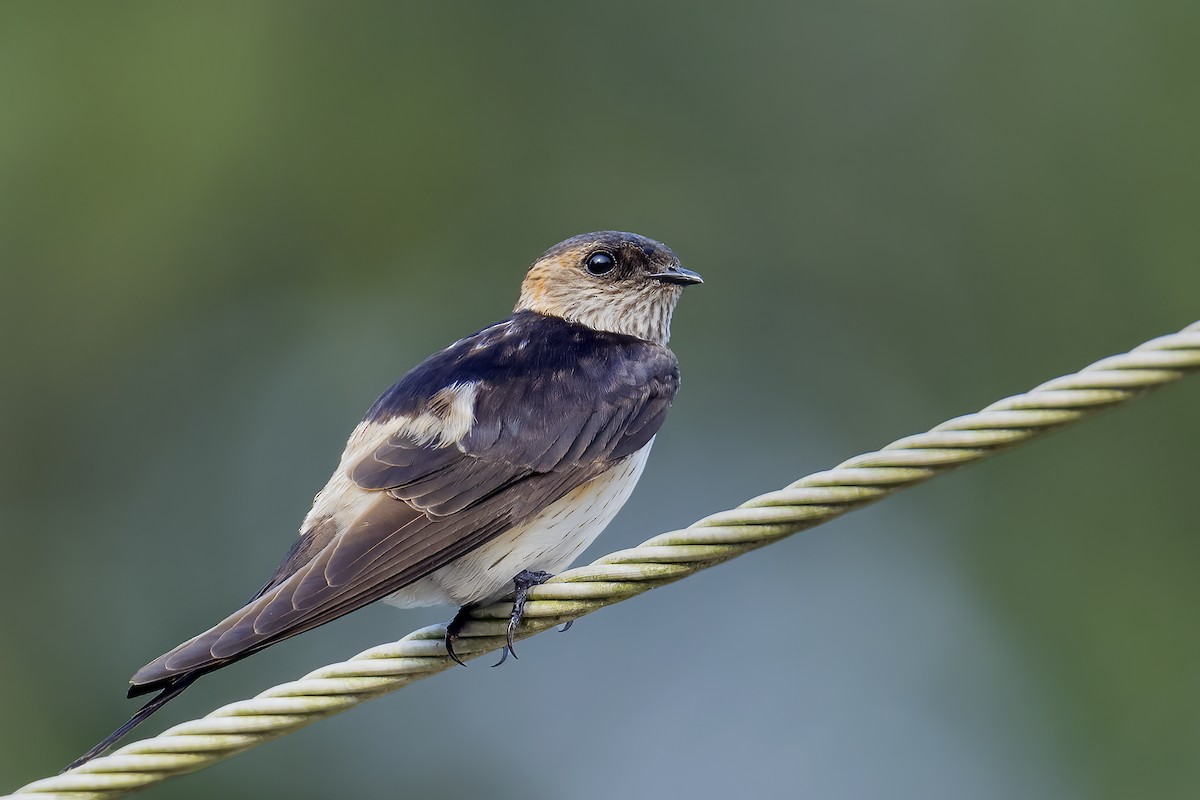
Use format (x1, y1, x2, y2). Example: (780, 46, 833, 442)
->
(515, 231, 702, 345)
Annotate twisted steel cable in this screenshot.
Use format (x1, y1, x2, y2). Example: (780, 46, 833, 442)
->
(8, 320, 1200, 800)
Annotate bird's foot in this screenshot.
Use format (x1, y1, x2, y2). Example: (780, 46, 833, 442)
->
(445, 604, 477, 667)
(492, 570, 553, 667)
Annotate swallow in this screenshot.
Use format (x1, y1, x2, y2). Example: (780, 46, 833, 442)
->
(69, 230, 702, 769)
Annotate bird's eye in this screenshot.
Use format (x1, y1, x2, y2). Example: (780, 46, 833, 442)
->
(585, 251, 616, 276)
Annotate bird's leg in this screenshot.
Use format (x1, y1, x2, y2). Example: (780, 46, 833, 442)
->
(492, 569, 553, 667)
(445, 604, 478, 667)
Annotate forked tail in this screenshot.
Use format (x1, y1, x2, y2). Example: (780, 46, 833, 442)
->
(64, 672, 200, 772)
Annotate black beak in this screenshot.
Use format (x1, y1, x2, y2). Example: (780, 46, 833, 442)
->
(648, 265, 704, 286)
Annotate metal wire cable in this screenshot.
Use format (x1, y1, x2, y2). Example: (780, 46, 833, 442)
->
(8, 320, 1199, 800)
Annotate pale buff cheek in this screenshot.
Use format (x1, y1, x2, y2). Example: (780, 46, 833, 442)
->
(561, 291, 677, 344)
(517, 274, 680, 344)
(518, 264, 553, 308)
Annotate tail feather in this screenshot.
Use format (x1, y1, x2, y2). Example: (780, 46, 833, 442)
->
(64, 673, 200, 772)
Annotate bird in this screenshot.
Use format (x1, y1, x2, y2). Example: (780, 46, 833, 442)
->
(69, 230, 702, 769)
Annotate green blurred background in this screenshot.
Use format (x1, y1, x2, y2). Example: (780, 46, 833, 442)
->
(2, 3, 1198, 798)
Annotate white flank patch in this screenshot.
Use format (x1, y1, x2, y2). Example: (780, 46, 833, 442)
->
(392, 381, 479, 447)
(301, 381, 480, 534)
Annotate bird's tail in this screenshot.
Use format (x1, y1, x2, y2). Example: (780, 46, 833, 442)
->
(63, 672, 200, 772)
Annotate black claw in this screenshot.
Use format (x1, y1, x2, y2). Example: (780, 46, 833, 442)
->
(445, 605, 475, 667)
(559, 620, 574, 634)
(492, 569, 553, 667)
(446, 638, 467, 667)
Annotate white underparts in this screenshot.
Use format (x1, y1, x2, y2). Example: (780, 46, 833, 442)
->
(385, 438, 655, 608)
